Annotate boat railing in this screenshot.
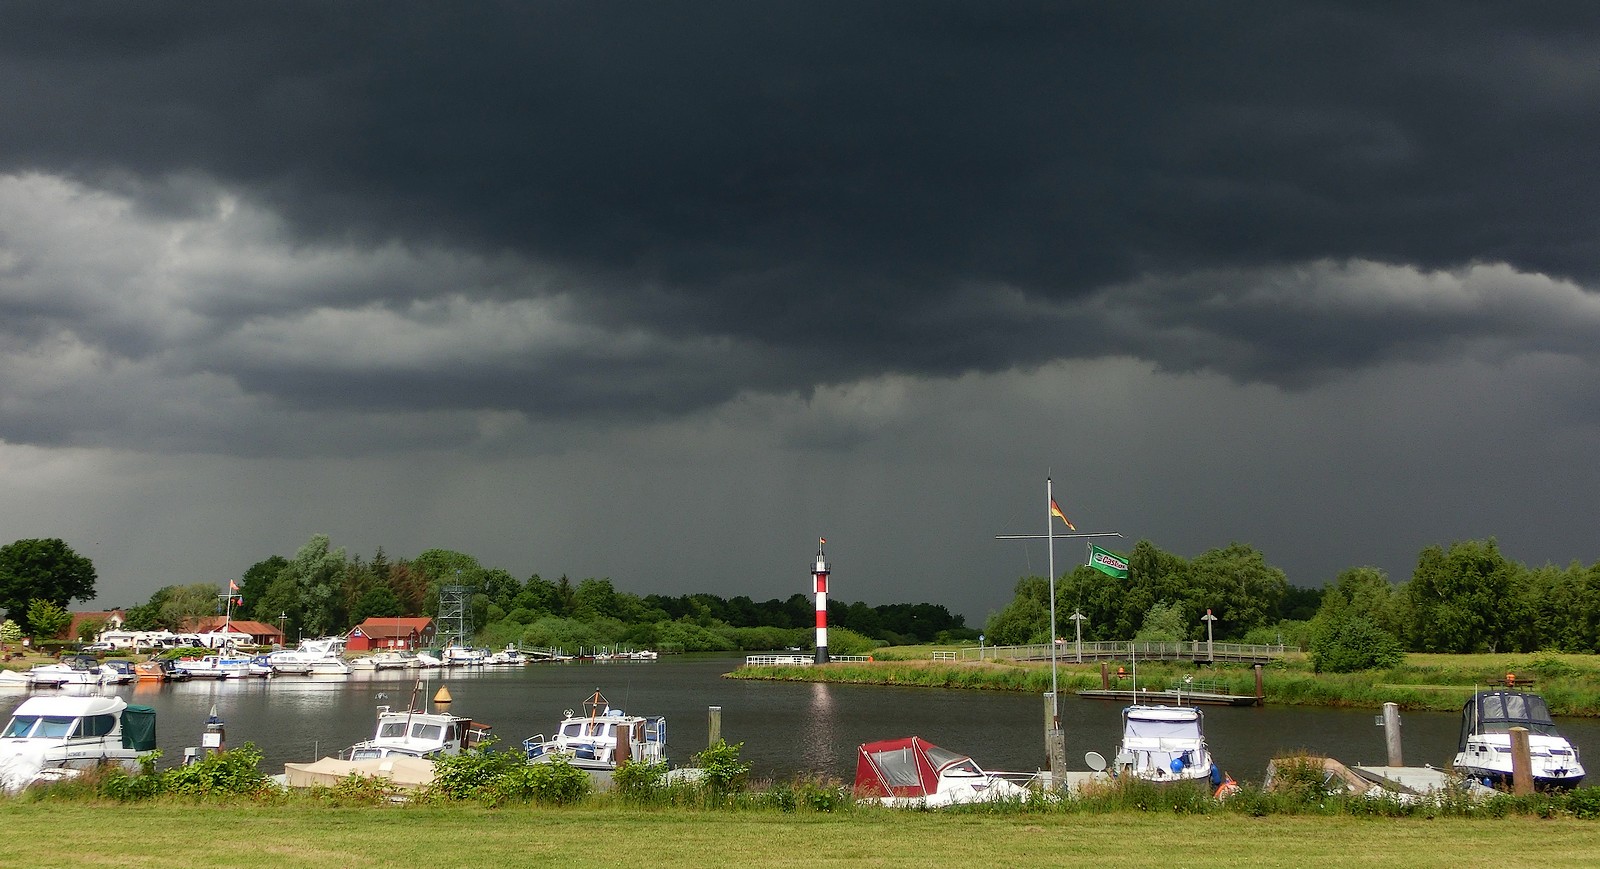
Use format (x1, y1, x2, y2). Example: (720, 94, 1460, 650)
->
(743, 654, 875, 666)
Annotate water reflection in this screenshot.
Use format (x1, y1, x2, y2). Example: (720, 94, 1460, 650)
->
(801, 681, 837, 773)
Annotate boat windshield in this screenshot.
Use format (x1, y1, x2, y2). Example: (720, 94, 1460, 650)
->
(378, 722, 408, 739)
(411, 723, 442, 741)
(923, 745, 982, 776)
(3, 716, 75, 739)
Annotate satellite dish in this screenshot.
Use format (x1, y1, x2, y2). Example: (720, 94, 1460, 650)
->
(1084, 751, 1107, 772)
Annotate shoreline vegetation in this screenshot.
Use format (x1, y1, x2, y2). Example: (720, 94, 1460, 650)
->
(726, 649, 1600, 718)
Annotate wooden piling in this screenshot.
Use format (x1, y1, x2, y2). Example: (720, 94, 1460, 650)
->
(1383, 702, 1403, 766)
(1510, 726, 1534, 795)
(1254, 664, 1264, 704)
(708, 705, 722, 748)
(1100, 661, 1109, 690)
(1044, 692, 1066, 777)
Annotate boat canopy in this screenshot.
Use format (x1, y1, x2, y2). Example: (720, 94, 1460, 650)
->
(1123, 705, 1204, 741)
(121, 705, 157, 752)
(853, 737, 984, 798)
(1459, 691, 1559, 750)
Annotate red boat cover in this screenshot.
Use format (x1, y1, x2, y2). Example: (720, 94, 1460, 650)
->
(853, 736, 975, 798)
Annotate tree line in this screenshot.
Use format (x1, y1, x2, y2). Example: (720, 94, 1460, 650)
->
(103, 534, 974, 653)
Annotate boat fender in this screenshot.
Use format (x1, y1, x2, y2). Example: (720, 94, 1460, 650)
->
(1209, 763, 1222, 786)
(1170, 757, 1185, 774)
(867, 656, 873, 662)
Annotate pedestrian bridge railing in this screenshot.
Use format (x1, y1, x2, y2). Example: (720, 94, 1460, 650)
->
(743, 654, 874, 667)
(960, 640, 1286, 664)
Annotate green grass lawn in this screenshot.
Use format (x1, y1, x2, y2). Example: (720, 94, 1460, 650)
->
(4, 803, 1598, 868)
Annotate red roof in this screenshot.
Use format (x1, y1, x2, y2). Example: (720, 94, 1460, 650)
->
(350, 617, 434, 639)
(185, 617, 285, 639)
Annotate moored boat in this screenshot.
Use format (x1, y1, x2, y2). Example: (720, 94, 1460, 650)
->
(0, 695, 157, 793)
(369, 650, 421, 670)
(441, 645, 487, 667)
(853, 736, 1035, 807)
(25, 656, 109, 688)
(267, 637, 352, 676)
(1112, 704, 1222, 785)
(522, 689, 666, 771)
(1452, 690, 1584, 790)
(343, 683, 492, 761)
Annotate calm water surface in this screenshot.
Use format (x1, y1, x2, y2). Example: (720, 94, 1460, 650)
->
(7, 654, 1599, 784)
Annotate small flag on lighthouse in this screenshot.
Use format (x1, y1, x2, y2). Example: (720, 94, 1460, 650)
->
(1049, 499, 1076, 531)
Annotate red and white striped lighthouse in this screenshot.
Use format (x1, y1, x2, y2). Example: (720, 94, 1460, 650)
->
(813, 538, 830, 664)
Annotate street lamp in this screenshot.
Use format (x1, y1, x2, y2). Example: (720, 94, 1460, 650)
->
(1202, 609, 1218, 663)
(278, 612, 287, 648)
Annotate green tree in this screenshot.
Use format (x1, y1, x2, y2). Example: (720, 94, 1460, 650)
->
(0, 619, 20, 645)
(350, 586, 403, 623)
(240, 555, 289, 623)
(282, 534, 350, 637)
(158, 583, 224, 629)
(984, 576, 1050, 645)
(76, 617, 106, 642)
(0, 538, 97, 632)
(1309, 614, 1404, 673)
(1405, 539, 1519, 653)
(26, 598, 71, 639)
(1134, 600, 1186, 642)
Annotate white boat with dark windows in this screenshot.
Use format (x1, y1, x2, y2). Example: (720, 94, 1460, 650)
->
(369, 650, 422, 671)
(267, 637, 353, 676)
(1112, 705, 1222, 785)
(522, 689, 666, 771)
(852, 736, 1036, 807)
(23, 656, 111, 688)
(175, 654, 264, 680)
(485, 645, 528, 666)
(1453, 690, 1584, 790)
(344, 696, 492, 761)
(441, 646, 488, 667)
(0, 695, 157, 793)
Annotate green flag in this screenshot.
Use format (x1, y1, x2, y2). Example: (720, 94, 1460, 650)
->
(1088, 545, 1129, 579)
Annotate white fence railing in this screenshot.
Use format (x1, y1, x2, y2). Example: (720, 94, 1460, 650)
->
(961, 640, 1286, 663)
(743, 654, 875, 667)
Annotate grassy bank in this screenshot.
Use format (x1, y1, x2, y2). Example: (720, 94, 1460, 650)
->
(727, 650, 1600, 716)
(3, 802, 1600, 868)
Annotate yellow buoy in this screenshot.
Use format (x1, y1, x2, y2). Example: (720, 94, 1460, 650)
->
(433, 685, 452, 708)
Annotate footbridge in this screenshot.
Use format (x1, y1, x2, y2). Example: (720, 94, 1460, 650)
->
(961, 640, 1286, 665)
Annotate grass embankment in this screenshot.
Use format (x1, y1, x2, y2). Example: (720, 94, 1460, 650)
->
(729, 650, 1600, 716)
(3, 802, 1599, 869)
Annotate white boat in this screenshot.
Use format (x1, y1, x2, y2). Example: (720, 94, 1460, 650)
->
(441, 646, 487, 667)
(267, 637, 353, 676)
(25, 657, 109, 688)
(98, 661, 138, 685)
(1112, 705, 1220, 784)
(175, 654, 262, 680)
(852, 736, 1035, 807)
(369, 650, 421, 671)
(522, 689, 666, 771)
(0, 695, 157, 793)
(414, 652, 443, 668)
(344, 689, 492, 761)
(485, 645, 528, 666)
(1453, 690, 1584, 790)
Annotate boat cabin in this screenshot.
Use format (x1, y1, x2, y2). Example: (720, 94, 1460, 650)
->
(852, 736, 1032, 806)
(347, 709, 492, 760)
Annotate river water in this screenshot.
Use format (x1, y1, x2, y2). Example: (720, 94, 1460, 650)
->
(7, 655, 1600, 784)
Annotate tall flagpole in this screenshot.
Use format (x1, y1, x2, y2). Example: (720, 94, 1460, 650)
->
(1046, 476, 1058, 724)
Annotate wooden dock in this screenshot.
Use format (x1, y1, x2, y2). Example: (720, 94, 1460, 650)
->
(1076, 687, 1261, 706)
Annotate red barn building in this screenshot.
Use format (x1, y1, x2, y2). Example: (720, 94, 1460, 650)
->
(346, 617, 435, 652)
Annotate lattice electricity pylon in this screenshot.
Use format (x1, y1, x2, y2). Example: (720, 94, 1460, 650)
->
(437, 584, 472, 646)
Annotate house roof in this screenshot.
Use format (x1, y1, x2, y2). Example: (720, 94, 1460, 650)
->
(186, 616, 285, 636)
(349, 617, 434, 639)
(63, 610, 125, 639)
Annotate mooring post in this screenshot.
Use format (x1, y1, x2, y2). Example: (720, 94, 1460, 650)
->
(1043, 692, 1067, 782)
(1100, 661, 1109, 690)
(708, 705, 722, 748)
(1383, 702, 1403, 766)
(1254, 663, 1264, 704)
(1510, 726, 1534, 795)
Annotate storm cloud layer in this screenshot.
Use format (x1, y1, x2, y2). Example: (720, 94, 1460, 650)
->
(3, 3, 1599, 618)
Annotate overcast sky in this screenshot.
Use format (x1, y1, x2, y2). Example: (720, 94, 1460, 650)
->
(3, 3, 1599, 623)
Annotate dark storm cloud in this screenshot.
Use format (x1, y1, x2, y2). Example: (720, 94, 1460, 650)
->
(4, 2, 1600, 432)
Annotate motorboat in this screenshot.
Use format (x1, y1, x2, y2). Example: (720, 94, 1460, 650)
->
(267, 637, 353, 676)
(1453, 690, 1584, 790)
(133, 659, 190, 682)
(369, 650, 421, 671)
(98, 660, 138, 685)
(0, 695, 157, 793)
(853, 736, 1035, 807)
(175, 654, 263, 679)
(485, 646, 528, 666)
(344, 684, 492, 761)
(522, 689, 666, 771)
(441, 646, 487, 667)
(1112, 705, 1221, 785)
(24, 656, 109, 688)
(414, 651, 443, 668)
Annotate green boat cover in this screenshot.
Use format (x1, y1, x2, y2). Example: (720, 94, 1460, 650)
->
(121, 705, 157, 751)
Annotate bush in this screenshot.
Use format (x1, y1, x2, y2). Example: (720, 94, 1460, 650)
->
(693, 739, 750, 797)
(487, 757, 591, 806)
(1309, 616, 1404, 673)
(613, 759, 668, 804)
(427, 740, 527, 801)
(161, 743, 270, 798)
